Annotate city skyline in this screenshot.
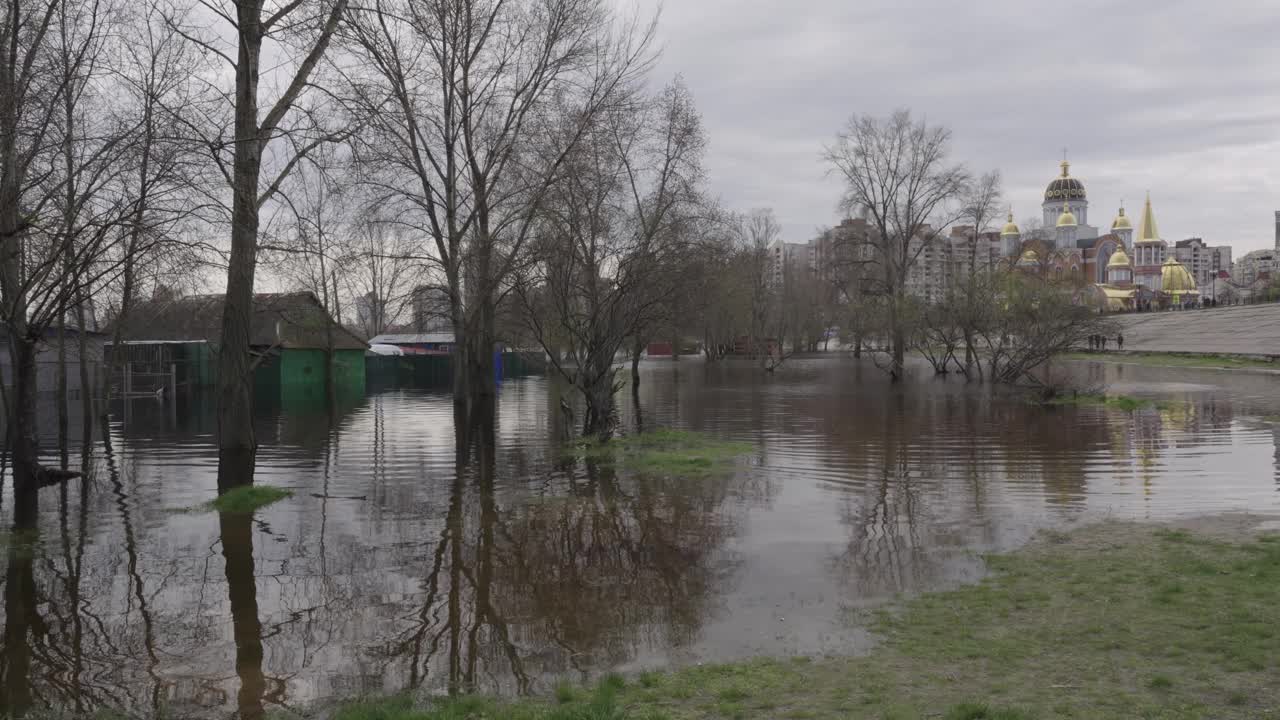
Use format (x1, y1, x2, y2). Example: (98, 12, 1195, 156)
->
(630, 0, 1280, 253)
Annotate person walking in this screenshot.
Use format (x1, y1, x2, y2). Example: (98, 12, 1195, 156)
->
(1101, 335, 1108, 351)
(1117, 333, 1124, 351)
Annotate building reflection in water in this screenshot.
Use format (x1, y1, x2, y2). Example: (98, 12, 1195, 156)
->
(2, 359, 1280, 717)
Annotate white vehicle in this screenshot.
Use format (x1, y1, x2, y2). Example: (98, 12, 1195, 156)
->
(367, 343, 405, 356)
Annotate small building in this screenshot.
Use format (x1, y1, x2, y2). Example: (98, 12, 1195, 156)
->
(109, 292, 367, 399)
(0, 327, 105, 395)
(646, 341, 673, 357)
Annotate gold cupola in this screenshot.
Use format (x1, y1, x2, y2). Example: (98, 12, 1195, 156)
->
(1111, 204, 1132, 231)
(1056, 200, 1077, 227)
(1000, 210, 1020, 236)
(1107, 245, 1132, 268)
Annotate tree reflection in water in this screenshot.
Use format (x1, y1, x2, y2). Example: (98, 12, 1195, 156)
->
(217, 449, 267, 720)
(1, 530, 38, 717)
(2, 361, 1270, 718)
(384, 400, 739, 696)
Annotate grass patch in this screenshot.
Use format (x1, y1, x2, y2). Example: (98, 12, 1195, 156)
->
(328, 679, 643, 720)
(943, 703, 1030, 720)
(207, 484, 293, 513)
(564, 428, 752, 478)
(1065, 351, 1279, 371)
(1043, 392, 1156, 411)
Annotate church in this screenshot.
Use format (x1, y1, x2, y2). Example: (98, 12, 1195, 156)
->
(999, 160, 1199, 310)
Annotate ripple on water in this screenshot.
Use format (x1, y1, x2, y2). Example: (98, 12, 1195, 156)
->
(1, 359, 1277, 718)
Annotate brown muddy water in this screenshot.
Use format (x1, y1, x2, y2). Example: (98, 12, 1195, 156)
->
(2, 357, 1278, 718)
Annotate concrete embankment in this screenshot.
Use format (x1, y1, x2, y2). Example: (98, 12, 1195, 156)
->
(1110, 303, 1280, 357)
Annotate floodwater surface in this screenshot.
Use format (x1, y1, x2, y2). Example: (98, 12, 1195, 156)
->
(2, 357, 1279, 718)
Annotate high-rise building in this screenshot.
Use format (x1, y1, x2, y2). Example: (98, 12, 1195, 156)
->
(410, 285, 452, 333)
(1233, 249, 1278, 285)
(1173, 238, 1232, 288)
(355, 291, 386, 335)
(1274, 210, 1279, 251)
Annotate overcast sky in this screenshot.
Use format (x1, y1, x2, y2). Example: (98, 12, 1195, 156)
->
(627, 0, 1280, 254)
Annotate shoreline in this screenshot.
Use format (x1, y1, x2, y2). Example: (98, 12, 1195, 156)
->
(1063, 350, 1280, 374)
(309, 513, 1280, 720)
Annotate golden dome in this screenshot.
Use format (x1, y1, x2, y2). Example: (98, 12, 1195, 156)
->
(1160, 256, 1197, 294)
(1045, 159, 1086, 201)
(1111, 205, 1132, 231)
(1018, 248, 1039, 264)
(1000, 210, 1020, 236)
(1056, 201, 1077, 228)
(1107, 246, 1132, 268)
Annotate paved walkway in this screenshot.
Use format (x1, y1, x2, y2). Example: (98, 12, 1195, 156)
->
(1111, 303, 1280, 356)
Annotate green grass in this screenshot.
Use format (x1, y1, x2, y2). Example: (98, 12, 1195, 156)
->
(1065, 351, 1279, 371)
(564, 428, 753, 478)
(207, 484, 293, 513)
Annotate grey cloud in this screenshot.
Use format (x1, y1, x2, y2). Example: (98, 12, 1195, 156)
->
(629, 0, 1280, 249)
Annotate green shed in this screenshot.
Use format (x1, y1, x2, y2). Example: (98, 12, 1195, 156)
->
(111, 291, 368, 405)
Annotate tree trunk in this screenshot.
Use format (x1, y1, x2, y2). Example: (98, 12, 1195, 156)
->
(448, 274, 468, 402)
(889, 294, 905, 381)
(57, 313, 69, 460)
(581, 356, 616, 440)
(216, 22, 264, 454)
(582, 384, 614, 439)
(9, 336, 41, 522)
(630, 337, 643, 389)
(466, 296, 497, 401)
(322, 270, 336, 413)
(74, 298, 92, 444)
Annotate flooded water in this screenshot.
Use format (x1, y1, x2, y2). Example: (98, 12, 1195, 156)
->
(2, 357, 1279, 718)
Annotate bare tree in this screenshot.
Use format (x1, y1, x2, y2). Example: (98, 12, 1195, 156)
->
(741, 208, 780, 362)
(165, 0, 350, 458)
(346, 220, 419, 338)
(341, 0, 656, 410)
(272, 152, 350, 406)
(953, 171, 1002, 372)
(824, 110, 970, 380)
(103, 0, 215, 393)
(687, 220, 748, 362)
(977, 273, 1114, 389)
(518, 79, 705, 439)
(1, 0, 145, 513)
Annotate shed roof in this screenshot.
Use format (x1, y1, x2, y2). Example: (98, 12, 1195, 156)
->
(109, 292, 367, 350)
(369, 332, 456, 345)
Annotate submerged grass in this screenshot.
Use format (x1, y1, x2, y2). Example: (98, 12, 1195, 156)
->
(1042, 393, 1181, 412)
(564, 428, 752, 478)
(1065, 350, 1279, 371)
(207, 485, 293, 513)
(323, 521, 1280, 719)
